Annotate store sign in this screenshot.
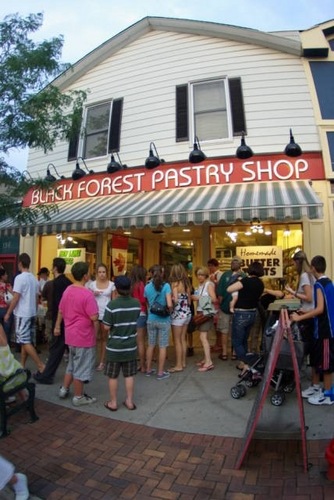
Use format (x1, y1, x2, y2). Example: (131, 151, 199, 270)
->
(57, 248, 86, 274)
(236, 246, 283, 277)
(24, 152, 324, 206)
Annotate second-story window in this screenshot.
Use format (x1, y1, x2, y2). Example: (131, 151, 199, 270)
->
(176, 77, 246, 143)
(192, 79, 229, 141)
(68, 98, 123, 161)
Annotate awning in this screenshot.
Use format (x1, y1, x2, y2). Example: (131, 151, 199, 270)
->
(0, 180, 323, 236)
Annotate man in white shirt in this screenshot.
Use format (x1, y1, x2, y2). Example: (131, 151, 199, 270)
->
(4, 253, 45, 372)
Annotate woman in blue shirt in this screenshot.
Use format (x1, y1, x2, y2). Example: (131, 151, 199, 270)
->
(144, 265, 172, 380)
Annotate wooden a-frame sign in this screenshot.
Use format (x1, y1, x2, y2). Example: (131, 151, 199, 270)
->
(236, 307, 309, 472)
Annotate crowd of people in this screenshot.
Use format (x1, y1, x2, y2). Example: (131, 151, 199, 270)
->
(1, 249, 334, 497)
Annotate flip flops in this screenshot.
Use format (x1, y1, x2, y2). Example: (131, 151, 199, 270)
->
(123, 401, 137, 411)
(104, 401, 117, 412)
(198, 364, 214, 372)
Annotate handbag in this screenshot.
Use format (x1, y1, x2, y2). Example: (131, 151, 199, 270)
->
(150, 290, 170, 317)
(4, 291, 13, 305)
(193, 312, 211, 326)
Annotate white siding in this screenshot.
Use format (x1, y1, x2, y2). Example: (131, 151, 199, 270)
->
(28, 29, 319, 178)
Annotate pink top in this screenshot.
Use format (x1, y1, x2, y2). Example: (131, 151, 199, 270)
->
(59, 285, 98, 347)
(132, 281, 147, 313)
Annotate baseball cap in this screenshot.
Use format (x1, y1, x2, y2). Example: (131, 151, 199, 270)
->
(231, 256, 243, 264)
(114, 275, 131, 291)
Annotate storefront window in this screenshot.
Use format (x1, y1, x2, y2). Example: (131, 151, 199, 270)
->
(211, 223, 303, 288)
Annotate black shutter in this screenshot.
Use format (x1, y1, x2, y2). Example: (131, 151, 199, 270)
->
(108, 98, 123, 153)
(229, 78, 246, 136)
(176, 85, 188, 142)
(67, 108, 82, 161)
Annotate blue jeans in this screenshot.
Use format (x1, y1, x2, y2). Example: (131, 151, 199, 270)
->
(232, 309, 257, 363)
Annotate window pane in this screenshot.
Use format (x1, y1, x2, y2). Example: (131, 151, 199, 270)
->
(194, 81, 226, 112)
(192, 80, 228, 140)
(196, 111, 228, 140)
(86, 103, 110, 134)
(84, 131, 108, 158)
(84, 102, 111, 158)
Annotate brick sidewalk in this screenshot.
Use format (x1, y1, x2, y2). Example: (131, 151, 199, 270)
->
(2, 400, 334, 499)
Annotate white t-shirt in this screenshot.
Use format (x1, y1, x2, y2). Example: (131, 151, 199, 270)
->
(13, 272, 39, 318)
(297, 271, 315, 311)
(86, 280, 115, 320)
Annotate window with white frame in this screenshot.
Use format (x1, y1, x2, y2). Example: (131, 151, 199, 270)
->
(68, 98, 123, 161)
(175, 77, 246, 143)
(84, 102, 111, 158)
(192, 79, 229, 141)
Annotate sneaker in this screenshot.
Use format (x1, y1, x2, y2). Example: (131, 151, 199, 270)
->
(308, 391, 334, 405)
(59, 386, 69, 399)
(72, 394, 97, 406)
(156, 371, 170, 381)
(302, 385, 321, 399)
(13, 472, 29, 500)
(145, 369, 156, 377)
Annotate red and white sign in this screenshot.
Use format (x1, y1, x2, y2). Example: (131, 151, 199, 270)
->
(24, 152, 325, 206)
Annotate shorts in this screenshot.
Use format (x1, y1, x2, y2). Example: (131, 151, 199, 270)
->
(216, 310, 231, 334)
(15, 316, 36, 344)
(137, 314, 147, 329)
(105, 359, 137, 378)
(66, 346, 96, 382)
(197, 316, 214, 332)
(147, 321, 170, 348)
(171, 317, 191, 327)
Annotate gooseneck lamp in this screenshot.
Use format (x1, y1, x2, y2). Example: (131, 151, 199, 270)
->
(236, 132, 253, 160)
(145, 142, 165, 169)
(107, 152, 127, 174)
(284, 129, 302, 157)
(72, 157, 94, 181)
(189, 136, 206, 164)
(45, 163, 65, 182)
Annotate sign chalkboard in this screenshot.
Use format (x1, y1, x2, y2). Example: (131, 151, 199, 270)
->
(236, 308, 308, 472)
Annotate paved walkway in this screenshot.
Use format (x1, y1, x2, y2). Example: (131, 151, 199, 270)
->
(2, 343, 334, 498)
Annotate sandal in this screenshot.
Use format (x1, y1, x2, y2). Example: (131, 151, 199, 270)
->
(96, 363, 105, 371)
(168, 367, 184, 373)
(104, 401, 117, 412)
(231, 355, 237, 361)
(218, 354, 228, 361)
(196, 360, 205, 367)
(198, 364, 214, 372)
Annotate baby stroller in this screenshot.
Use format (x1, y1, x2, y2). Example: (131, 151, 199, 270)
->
(230, 352, 265, 400)
(263, 303, 304, 406)
(230, 300, 303, 404)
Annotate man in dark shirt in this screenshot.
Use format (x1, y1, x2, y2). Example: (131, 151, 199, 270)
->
(33, 257, 72, 385)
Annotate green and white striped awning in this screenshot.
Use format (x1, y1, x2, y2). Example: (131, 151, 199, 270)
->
(0, 180, 323, 236)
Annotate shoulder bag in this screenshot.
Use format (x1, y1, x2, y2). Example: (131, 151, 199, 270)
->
(150, 288, 170, 317)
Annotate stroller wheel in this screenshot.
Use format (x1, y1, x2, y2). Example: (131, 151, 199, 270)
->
(239, 385, 247, 397)
(230, 386, 242, 399)
(245, 379, 254, 388)
(271, 392, 285, 406)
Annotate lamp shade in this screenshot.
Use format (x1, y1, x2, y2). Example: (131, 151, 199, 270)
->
(45, 168, 57, 182)
(72, 164, 86, 181)
(145, 142, 162, 169)
(236, 133, 253, 159)
(189, 138, 206, 164)
(107, 153, 125, 174)
(285, 129, 302, 157)
(72, 157, 93, 180)
(45, 163, 65, 182)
